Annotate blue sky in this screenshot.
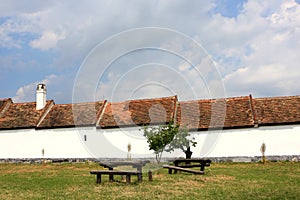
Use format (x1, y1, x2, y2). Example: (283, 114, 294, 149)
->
(0, 0, 300, 103)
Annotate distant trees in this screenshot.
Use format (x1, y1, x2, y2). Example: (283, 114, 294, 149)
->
(142, 121, 197, 163)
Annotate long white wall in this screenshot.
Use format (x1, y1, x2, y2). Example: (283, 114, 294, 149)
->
(0, 124, 299, 159)
(0, 128, 91, 158)
(190, 125, 300, 157)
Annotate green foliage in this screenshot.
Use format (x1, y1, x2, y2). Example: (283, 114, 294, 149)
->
(142, 122, 177, 163)
(166, 127, 197, 153)
(142, 121, 197, 163)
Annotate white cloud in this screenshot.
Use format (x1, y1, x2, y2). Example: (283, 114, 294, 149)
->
(30, 30, 65, 51)
(12, 74, 72, 103)
(0, 10, 45, 48)
(206, 0, 300, 97)
(223, 64, 300, 97)
(0, 0, 54, 17)
(13, 74, 57, 102)
(269, 0, 300, 26)
(1, 0, 300, 103)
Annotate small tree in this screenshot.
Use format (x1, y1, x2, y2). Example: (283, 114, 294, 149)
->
(142, 122, 176, 163)
(142, 121, 197, 163)
(166, 127, 197, 159)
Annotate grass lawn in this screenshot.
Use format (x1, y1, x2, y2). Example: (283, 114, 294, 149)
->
(0, 161, 299, 199)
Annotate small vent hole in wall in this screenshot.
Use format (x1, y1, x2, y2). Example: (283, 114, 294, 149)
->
(84, 135, 87, 141)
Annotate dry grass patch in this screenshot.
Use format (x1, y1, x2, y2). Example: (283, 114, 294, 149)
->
(203, 174, 235, 183)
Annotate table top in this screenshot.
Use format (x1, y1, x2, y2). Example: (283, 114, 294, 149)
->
(99, 160, 150, 168)
(173, 158, 211, 163)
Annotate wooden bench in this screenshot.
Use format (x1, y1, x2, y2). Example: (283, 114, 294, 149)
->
(163, 165, 204, 175)
(90, 170, 141, 184)
(175, 162, 211, 171)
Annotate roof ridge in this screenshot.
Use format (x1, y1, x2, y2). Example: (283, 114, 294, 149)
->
(0, 98, 13, 118)
(172, 95, 178, 123)
(101, 95, 177, 105)
(254, 95, 300, 100)
(125, 95, 177, 103)
(54, 100, 106, 106)
(178, 96, 249, 104)
(0, 98, 11, 101)
(96, 100, 108, 127)
(248, 94, 258, 126)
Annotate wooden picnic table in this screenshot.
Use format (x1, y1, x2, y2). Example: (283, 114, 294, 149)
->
(99, 160, 149, 172)
(164, 158, 211, 174)
(98, 160, 150, 182)
(173, 158, 211, 171)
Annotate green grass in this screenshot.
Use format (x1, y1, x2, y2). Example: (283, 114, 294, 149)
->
(0, 161, 299, 199)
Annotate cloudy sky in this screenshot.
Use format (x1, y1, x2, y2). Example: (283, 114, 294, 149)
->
(1, 0, 300, 103)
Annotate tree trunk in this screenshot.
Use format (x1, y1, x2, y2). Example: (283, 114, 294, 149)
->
(185, 147, 193, 159)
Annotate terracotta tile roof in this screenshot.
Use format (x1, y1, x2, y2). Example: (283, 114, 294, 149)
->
(177, 96, 254, 130)
(98, 96, 177, 128)
(38, 101, 105, 128)
(224, 96, 254, 128)
(254, 95, 300, 125)
(0, 94, 300, 130)
(0, 100, 53, 129)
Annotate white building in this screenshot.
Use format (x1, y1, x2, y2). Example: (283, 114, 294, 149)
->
(0, 84, 299, 160)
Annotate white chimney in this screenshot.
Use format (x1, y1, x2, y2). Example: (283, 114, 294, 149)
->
(36, 84, 47, 110)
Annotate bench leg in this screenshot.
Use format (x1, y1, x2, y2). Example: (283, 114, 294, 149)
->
(96, 174, 101, 184)
(174, 164, 178, 174)
(126, 174, 131, 184)
(109, 167, 114, 181)
(168, 168, 172, 174)
(200, 165, 205, 172)
(109, 174, 114, 181)
(138, 173, 142, 182)
(148, 170, 153, 182)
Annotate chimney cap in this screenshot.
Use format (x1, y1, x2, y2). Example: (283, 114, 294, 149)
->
(36, 84, 47, 110)
(37, 83, 46, 90)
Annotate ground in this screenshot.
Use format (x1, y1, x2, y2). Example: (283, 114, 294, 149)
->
(0, 161, 299, 199)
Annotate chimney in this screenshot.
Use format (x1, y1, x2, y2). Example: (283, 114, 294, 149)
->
(36, 84, 47, 110)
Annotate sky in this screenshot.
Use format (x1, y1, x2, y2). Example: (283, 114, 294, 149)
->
(0, 0, 300, 104)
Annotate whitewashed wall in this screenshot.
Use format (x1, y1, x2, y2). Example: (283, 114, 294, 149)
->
(0, 128, 90, 158)
(0, 124, 299, 159)
(190, 124, 300, 157)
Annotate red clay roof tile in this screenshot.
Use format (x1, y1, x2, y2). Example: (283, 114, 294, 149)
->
(0, 100, 53, 129)
(0, 94, 299, 130)
(254, 95, 300, 125)
(38, 101, 105, 128)
(177, 96, 254, 130)
(98, 96, 177, 128)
